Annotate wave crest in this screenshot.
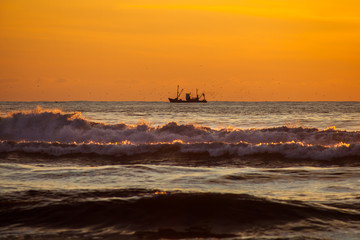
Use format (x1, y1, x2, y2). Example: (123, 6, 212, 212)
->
(1, 108, 359, 160)
(1, 107, 359, 144)
(1, 140, 359, 160)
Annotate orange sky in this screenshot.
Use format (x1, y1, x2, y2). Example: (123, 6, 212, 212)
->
(1, 0, 359, 101)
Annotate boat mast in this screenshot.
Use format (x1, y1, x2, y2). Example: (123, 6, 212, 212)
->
(176, 85, 184, 100)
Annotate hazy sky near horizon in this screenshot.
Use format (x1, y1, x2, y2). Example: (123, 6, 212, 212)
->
(1, 0, 359, 101)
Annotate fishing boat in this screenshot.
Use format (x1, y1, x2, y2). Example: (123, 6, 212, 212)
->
(168, 85, 207, 103)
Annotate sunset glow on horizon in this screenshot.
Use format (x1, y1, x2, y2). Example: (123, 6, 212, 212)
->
(1, 0, 359, 101)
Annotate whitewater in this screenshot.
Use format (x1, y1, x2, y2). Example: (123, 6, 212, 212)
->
(0, 101, 359, 239)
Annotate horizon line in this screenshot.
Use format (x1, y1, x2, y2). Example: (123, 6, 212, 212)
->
(0, 100, 359, 103)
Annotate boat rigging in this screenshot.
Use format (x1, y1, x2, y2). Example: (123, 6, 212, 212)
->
(168, 85, 207, 103)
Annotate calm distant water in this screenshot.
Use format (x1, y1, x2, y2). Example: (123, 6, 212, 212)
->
(0, 101, 359, 240)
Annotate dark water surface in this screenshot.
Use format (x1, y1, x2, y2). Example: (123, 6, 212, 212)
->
(0, 101, 359, 239)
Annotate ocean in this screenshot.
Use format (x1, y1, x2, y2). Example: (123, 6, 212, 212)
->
(0, 101, 359, 240)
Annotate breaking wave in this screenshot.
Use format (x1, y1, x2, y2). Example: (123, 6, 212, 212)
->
(0, 107, 359, 160)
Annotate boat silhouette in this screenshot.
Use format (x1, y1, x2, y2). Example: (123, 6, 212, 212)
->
(168, 85, 207, 103)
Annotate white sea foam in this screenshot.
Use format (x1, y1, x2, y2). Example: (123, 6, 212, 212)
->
(0, 140, 359, 160)
(0, 108, 359, 160)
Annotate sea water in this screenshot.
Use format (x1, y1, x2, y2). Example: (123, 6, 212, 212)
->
(0, 101, 359, 239)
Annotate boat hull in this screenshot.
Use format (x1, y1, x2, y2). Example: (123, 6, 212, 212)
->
(168, 98, 207, 103)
